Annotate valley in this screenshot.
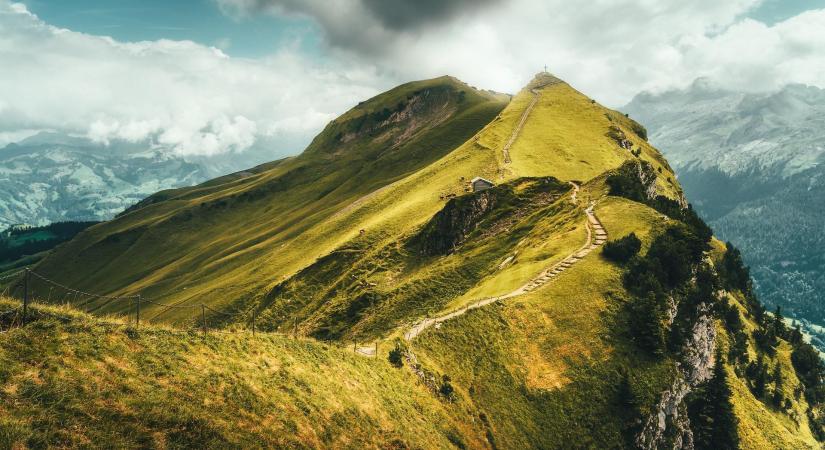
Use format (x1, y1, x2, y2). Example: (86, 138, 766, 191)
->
(625, 82, 825, 344)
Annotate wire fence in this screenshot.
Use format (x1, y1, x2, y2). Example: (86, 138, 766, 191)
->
(0, 268, 381, 357)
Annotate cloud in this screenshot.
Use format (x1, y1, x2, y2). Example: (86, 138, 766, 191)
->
(214, 0, 503, 56)
(216, 0, 501, 31)
(675, 10, 825, 93)
(359, 0, 502, 31)
(215, 0, 825, 106)
(2, 0, 824, 160)
(0, 1, 384, 154)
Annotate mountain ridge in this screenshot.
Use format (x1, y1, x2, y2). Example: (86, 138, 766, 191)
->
(1, 73, 822, 448)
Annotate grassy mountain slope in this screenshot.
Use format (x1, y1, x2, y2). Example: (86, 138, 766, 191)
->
(410, 188, 676, 448)
(4, 74, 821, 448)
(31, 77, 509, 323)
(30, 74, 671, 330)
(0, 299, 486, 449)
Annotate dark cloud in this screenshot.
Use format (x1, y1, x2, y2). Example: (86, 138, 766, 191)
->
(216, 0, 504, 55)
(361, 0, 503, 31)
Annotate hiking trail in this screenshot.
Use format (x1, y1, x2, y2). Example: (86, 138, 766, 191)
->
(501, 77, 562, 164)
(403, 182, 607, 341)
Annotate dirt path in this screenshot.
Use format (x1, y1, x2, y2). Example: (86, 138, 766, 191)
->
(502, 88, 540, 164)
(403, 183, 607, 341)
(355, 345, 377, 357)
(501, 77, 563, 164)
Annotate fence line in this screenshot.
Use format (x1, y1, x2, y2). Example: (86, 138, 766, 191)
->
(0, 270, 24, 282)
(28, 270, 138, 301)
(0, 267, 382, 357)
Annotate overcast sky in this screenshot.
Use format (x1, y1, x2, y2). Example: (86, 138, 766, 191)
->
(1, 0, 824, 158)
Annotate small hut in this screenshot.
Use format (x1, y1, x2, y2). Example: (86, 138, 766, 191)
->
(470, 177, 494, 192)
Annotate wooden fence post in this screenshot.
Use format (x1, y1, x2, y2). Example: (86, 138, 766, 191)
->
(375, 342, 378, 356)
(136, 295, 141, 328)
(201, 305, 206, 334)
(251, 310, 256, 337)
(22, 268, 29, 325)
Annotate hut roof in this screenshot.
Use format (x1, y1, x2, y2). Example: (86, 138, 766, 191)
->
(470, 177, 494, 185)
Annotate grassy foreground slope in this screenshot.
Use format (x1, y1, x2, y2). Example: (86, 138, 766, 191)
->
(0, 299, 486, 449)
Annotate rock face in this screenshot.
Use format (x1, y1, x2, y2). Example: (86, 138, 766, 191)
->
(412, 189, 501, 256)
(636, 161, 660, 201)
(636, 304, 717, 449)
(329, 84, 463, 153)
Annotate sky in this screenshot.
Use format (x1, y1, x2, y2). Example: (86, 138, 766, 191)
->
(1, 0, 824, 159)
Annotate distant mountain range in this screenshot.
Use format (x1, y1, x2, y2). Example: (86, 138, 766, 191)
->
(625, 79, 825, 328)
(0, 132, 286, 230)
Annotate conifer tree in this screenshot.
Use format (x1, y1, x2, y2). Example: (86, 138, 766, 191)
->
(772, 305, 786, 339)
(630, 292, 666, 356)
(772, 365, 784, 408)
(691, 353, 739, 449)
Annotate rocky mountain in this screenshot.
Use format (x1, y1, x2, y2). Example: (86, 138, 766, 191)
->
(1, 74, 822, 448)
(625, 80, 825, 335)
(0, 132, 288, 230)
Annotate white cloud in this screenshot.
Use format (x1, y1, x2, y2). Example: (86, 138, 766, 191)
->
(1, 0, 824, 158)
(216, 0, 825, 106)
(674, 10, 825, 94)
(0, 1, 384, 154)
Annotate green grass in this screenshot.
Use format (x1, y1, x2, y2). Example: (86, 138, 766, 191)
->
(404, 187, 677, 449)
(0, 298, 488, 449)
(717, 292, 821, 449)
(503, 82, 683, 200)
(6, 73, 815, 447)
(29, 77, 509, 325)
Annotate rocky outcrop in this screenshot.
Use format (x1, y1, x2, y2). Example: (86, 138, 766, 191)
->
(412, 189, 501, 255)
(605, 160, 659, 203)
(636, 304, 717, 450)
(336, 87, 457, 147)
(607, 125, 634, 150)
(635, 160, 660, 200)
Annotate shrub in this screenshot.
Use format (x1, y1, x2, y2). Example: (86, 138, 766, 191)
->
(388, 345, 404, 368)
(605, 161, 655, 202)
(439, 375, 455, 400)
(624, 225, 706, 296)
(629, 292, 667, 357)
(602, 233, 641, 264)
(629, 120, 648, 141)
(791, 343, 825, 401)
